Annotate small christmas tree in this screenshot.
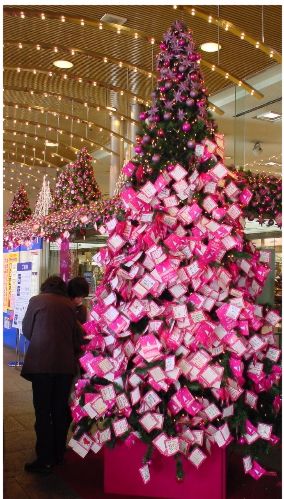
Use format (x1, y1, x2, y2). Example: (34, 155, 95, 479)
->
(113, 167, 127, 197)
(6, 184, 32, 224)
(34, 175, 53, 218)
(70, 22, 281, 482)
(53, 148, 101, 210)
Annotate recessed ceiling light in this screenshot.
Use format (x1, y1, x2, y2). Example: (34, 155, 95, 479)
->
(45, 141, 58, 147)
(100, 14, 127, 25)
(255, 111, 281, 122)
(53, 60, 73, 69)
(200, 42, 221, 53)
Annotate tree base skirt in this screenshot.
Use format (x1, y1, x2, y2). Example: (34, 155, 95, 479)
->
(104, 441, 226, 499)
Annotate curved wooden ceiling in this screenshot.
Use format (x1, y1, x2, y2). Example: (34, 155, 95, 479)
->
(3, 5, 282, 197)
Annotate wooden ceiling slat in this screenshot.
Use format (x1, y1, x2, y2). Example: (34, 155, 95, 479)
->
(3, 5, 282, 198)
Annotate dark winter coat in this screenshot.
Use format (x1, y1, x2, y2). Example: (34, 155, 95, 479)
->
(21, 292, 84, 380)
(75, 303, 88, 325)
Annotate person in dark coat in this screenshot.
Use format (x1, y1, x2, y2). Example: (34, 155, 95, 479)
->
(21, 275, 83, 474)
(67, 276, 90, 324)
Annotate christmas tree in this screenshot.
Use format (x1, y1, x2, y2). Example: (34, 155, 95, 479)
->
(6, 184, 32, 224)
(53, 147, 101, 211)
(34, 175, 53, 218)
(113, 164, 128, 197)
(69, 22, 281, 482)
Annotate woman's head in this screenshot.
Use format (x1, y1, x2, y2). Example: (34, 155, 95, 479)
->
(40, 275, 67, 295)
(67, 277, 89, 305)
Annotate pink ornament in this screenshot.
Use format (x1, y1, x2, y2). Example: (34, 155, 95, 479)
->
(164, 112, 172, 120)
(182, 122, 191, 133)
(186, 98, 195, 107)
(139, 112, 147, 121)
(273, 395, 281, 413)
(187, 139, 195, 148)
(165, 81, 172, 90)
(136, 165, 144, 182)
(152, 154, 161, 163)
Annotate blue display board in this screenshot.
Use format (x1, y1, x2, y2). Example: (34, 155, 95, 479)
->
(3, 237, 43, 254)
(3, 239, 42, 353)
(3, 312, 27, 353)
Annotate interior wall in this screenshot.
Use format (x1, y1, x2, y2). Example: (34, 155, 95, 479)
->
(3, 190, 14, 219)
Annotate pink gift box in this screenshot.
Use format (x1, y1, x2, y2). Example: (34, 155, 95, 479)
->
(104, 440, 226, 498)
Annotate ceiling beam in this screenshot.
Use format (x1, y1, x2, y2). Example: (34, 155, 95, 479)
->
(5, 39, 155, 80)
(4, 141, 60, 168)
(179, 5, 282, 64)
(5, 66, 151, 106)
(3, 7, 158, 45)
(5, 38, 262, 97)
(4, 122, 119, 158)
(4, 106, 133, 146)
(4, 6, 281, 63)
(4, 89, 140, 126)
(4, 72, 224, 115)
(4, 134, 76, 164)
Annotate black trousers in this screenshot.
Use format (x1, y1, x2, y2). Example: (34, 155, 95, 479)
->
(31, 373, 74, 465)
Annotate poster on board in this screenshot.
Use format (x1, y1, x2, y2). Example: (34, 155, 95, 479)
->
(12, 262, 32, 333)
(4, 252, 20, 311)
(3, 253, 9, 311)
(20, 248, 41, 296)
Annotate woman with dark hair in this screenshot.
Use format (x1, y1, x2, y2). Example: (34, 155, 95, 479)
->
(67, 276, 90, 324)
(21, 275, 83, 474)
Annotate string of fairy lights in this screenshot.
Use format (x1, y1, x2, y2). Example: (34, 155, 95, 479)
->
(243, 155, 282, 175)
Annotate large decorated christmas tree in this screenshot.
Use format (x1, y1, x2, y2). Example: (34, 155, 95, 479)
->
(6, 184, 32, 224)
(53, 147, 101, 210)
(69, 22, 281, 482)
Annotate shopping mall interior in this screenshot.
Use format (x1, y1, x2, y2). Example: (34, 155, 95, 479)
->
(3, 4, 282, 499)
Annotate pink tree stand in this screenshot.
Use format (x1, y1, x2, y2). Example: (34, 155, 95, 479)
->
(104, 441, 226, 499)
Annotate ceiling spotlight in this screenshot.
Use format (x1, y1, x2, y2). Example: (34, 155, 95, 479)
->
(45, 141, 58, 147)
(200, 42, 221, 53)
(106, 106, 117, 112)
(255, 111, 281, 122)
(53, 60, 74, 69)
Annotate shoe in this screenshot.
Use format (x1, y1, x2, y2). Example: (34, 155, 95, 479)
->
(24, 460, 53, 474)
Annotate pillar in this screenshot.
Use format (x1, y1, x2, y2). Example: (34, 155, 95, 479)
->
(109, 115, 121, 197)
(128, 102, 145, 150)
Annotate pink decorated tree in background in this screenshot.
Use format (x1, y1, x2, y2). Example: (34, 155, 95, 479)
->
(6, 184, 32, 224)
(53, 147, 101, 211)
(69, 22, 281, 482)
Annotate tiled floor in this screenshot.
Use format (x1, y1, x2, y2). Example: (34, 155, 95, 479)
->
(3, 346, 80, 499)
